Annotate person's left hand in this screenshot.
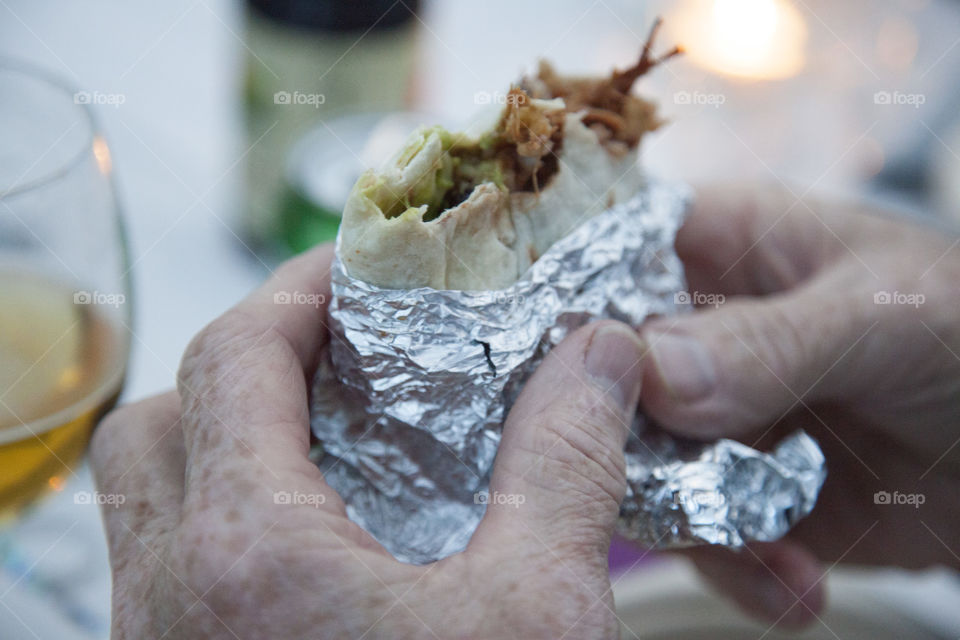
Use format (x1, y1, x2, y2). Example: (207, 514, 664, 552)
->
(91, 244, 646, 639)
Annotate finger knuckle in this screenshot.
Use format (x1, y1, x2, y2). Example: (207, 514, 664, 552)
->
(724, 302, 808, 396)
(181, 315, 248, 376)
(178, 312, 272, 398)
(757, 303, 808, 374)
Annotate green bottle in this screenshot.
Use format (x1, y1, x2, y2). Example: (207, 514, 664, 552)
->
(242, 0, 420, 256)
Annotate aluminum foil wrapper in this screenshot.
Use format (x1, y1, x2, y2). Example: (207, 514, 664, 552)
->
(310, 180, 826, 564)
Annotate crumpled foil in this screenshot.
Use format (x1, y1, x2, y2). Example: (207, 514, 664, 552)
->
(310, 180, 826, 564)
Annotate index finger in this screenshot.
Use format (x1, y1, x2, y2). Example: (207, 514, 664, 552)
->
(175, 243, 340, 508)
(237, 243, 337, 373)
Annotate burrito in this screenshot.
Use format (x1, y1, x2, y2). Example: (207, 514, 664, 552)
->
(313, 22, 826, 564)
(339, 20, 681, 291)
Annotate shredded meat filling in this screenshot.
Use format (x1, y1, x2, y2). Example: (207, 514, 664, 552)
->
(435, 88, 564, 215)
(496, 88, 565, 194)
(522, 17, 681, 149)
(409, 18, 679, 220)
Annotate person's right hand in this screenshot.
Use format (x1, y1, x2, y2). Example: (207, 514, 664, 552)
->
(638, 184, 960, 627)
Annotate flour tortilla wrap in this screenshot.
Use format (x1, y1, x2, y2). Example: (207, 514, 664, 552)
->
(339, 22, 679, 291)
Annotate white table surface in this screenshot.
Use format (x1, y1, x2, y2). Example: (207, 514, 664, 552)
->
(0, 1, 958, 638)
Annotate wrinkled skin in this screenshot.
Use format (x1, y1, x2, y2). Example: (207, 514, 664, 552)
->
(91, 243, 647, 639)
(92, 184, 960, 637)
(645, 185, 960, 627)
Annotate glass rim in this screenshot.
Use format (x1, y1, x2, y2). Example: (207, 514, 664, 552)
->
(0, 58, 99, 201)
(0, 59, 129, 443)
(0, 357, 126, 445)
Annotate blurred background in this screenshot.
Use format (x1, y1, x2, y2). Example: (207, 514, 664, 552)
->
(1, 1, 959, 637)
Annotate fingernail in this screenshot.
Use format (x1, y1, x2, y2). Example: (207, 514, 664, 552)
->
(646, 331, 716, 402)
(585, 324, 645, 413)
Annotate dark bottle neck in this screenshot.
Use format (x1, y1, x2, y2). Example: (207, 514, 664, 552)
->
(247, 0, 420, 32)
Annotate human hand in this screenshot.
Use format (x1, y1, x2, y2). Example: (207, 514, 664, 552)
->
(639, 184, 960, 627)
(92, 244, 647, 639)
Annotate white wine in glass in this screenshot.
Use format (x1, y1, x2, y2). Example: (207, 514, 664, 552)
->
(0, 62, 130, 520)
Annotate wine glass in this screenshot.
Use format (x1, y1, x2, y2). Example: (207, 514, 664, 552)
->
(0, 61, 131, 523)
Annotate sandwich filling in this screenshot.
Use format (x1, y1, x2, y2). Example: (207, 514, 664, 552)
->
(374, 20, 680, 225)
(340, 19, 679, 291)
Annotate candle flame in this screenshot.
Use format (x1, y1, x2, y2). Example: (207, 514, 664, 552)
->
(668, 0, 807, 80)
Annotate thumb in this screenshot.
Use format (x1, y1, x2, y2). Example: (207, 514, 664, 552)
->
(471, 321, 644, 559)
(640, 277, 873, 439)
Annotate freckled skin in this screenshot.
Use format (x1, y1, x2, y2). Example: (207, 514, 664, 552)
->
(90, 242, 634, 639)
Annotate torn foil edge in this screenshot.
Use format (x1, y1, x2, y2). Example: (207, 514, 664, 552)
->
(310, 179, 826, 564)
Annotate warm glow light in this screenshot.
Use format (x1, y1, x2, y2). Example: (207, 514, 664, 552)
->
(93, 136, 112, 174)
(48, 476, 66, 492)
(668, 0, 808, 80)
